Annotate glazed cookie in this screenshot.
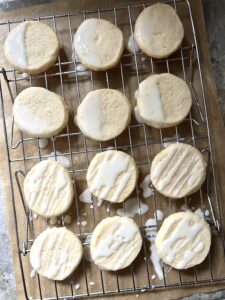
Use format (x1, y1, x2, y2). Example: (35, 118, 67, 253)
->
(76, 89, 131, 141)
(90, 216, 142, 270)
(134, 3, 184, 58)
(136, 73, 192, 129)
(4, 21, 60, 74)
(86, 150, 138, 203)
(155, 212, 211, 269)
(150, 143, 206, 199)
(13, 87, 68, 138)
(74, 18, 124, 71)
(30, 227, 83, 280)
(24, 160, 74, 218)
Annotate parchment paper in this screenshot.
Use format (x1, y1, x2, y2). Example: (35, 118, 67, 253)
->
(1, 1, 225, 299)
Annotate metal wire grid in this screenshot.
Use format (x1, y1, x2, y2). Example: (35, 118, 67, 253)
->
(0, 0, 225, 299)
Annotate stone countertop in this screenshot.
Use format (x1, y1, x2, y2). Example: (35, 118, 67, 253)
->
(0, 0, 225, 299)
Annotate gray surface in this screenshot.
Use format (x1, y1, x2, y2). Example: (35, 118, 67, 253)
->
(0, 0, 225, 300)
(203, 0, 225, 124)
(0, 181, 16, 300)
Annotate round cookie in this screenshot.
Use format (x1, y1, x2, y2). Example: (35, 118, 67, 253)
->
(90, 216, 142, 271)
(4, 21, 60, 74)
(13, 87, 69, 138)
(24, 160, 74, 218)
(87, 150, 138, 203)
(134, 3, 184, 59)
(136, 73, 192, 129)
(30, 227, 83, 280)
(155, 212, 211, 269)
(150, 143, 207, 199)
(76, 89, 131, 141)
(74, 18, 124, 71)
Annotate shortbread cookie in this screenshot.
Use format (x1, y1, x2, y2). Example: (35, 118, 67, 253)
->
(30, 227, 83, 280)
(134, 4, 184, 58)
(24, 160, 73, 218)
(87, 150, 138, 203)
(150, 143, 206, 199)
(155, 212, 211, 269)
(76, 89, 131, 141)
(4, 21, 60, 74)
(136, 73, 192, 128)
(90, 216, 142, 270)
(13, 87, 68, 138)
(74, 18, 124, 71)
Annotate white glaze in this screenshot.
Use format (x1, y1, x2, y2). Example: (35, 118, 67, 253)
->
(127, 34, 140, 54)
(22, 72, 29, 78)
(97, 197, 104, 207)
(151, 148, 177, 179)
(160, 218, 204, 268)
(134, 106, 144, 123)
(5, 22, 27, 69)
(75, 283, 80, 290)
(194, 208, 204, 218)
(38, 138, 48, 149)
(49, 217, 58, 225)
(25, 160, 72, 217)
(74, 19, 102, 67)
(48, 151, 71, 169)
(140, 174, 154, 198)
(64, 215, 72, 224)
(84, 235, 93, 262)
(93, 218, 138, 259)
(152, 145, 205, 198)
(180, 203, 188, 211)
(154, 210, 164, 221)
(76, 63, 89, 76)
(176, 249, 195, 269)
(71, 51, 80, 63)
(15, 103, 49, 134)
(79, 188, 92, 204)
(145, 215, 164, 280)
(138, 77, 165, 122)
(31, 228, 73, 279)
(150, 243, 163, 280)
(117, 197, 149, 217)
(33, 213, 38, 219)
(30, 269, 36, 278)
(78, 93, 102, 141)
(134, 90, 139, 100)
(88, 151, 132, 202)
(193, 242, 204, 253)
(74, 18, 122, 69)
(81, 220, 87, 227)
(205, 209, 210, 217)
(158, 150, 189, 190)
(163, 136, 177, 148)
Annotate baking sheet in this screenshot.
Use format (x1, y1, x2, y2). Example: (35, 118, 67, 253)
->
(1, 0, 225, 299)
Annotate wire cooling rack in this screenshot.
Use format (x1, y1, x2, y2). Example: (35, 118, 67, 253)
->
(1, 0, 225, 299)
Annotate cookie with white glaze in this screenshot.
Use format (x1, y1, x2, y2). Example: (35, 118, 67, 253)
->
(4, 21, 59, 74)
(90, 216, 142, 271)
(24, 160, 74, 218)
(87, 150, 138, 203)
(155, 212, 211, 269)
(13, 87, 68, 138)
(74, 18, 124, 71)
(134, 3, 184, 59)
(150, 143, 206, 199)
(136, 73, 192, 129)
(76, 89, 131, 141)
(30, 227, 83, 280)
